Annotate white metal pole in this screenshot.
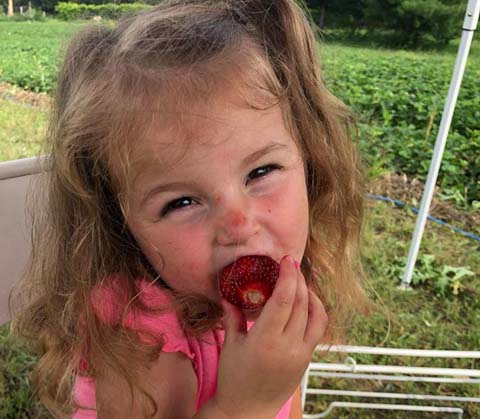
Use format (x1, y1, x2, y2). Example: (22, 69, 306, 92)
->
(401, 0, 480, 288)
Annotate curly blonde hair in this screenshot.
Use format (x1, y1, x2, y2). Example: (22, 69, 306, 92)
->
(10, 0, 370, 416)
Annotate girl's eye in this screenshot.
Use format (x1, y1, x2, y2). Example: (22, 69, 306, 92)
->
(247, 164, 282, 183)
(162, 197, 195, 215)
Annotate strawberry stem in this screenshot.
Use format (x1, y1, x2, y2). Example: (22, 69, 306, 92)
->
(245, 290, 264, 305)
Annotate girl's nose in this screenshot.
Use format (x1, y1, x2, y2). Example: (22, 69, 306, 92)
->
(215, 204, 259, 246)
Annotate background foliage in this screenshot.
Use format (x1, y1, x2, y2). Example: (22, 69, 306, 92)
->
(307, 0, 465, 48)
(320, 43, 480, 207)
(1, 20, 478, 208)
(55, 2, 150, 20)
(0, 0, 468, 48)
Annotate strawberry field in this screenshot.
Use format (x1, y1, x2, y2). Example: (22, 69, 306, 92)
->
(321, 43, 480, 209)
(1, 21, 479, 209)
(0, 21, 81, 93)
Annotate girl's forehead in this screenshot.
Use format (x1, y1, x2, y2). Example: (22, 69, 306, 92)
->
(123, 97, 294, 192)
(112, 59, 291, 191)
(135, 88, 284, 160)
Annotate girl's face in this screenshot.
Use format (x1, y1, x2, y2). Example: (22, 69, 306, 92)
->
(126, 91, 309, 304)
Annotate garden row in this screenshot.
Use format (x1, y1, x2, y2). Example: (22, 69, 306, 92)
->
(0, 21, 478, 208)
(321, 44, 480, 208)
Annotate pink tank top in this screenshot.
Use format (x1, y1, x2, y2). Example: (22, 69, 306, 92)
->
(73, 276, 292, 418)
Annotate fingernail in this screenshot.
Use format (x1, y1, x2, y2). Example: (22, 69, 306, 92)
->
(284, 255, 295, 264)
(294, 260, 301, 270)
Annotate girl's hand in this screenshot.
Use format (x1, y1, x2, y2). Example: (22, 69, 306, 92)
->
(211, 255, 328, 419)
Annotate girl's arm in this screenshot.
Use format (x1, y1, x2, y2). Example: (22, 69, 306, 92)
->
(95, 350, 269, 419)
(96, 351, 197, 418)
(96, 358, 302, 419)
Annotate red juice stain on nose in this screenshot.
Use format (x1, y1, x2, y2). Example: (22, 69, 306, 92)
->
(230, 211, 246, 227)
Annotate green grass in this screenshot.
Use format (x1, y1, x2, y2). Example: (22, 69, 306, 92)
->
(0, 97, 47, 161)
(304, 201, 480, 418)
(0, 327, 50, 418)
(359, 200, 479, 351)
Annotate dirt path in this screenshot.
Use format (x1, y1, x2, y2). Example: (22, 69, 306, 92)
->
(368, 173, 479, 236)
(0, 81, 50, 108)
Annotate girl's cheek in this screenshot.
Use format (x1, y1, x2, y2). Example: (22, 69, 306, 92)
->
(258, 192, 282, 211)
(153, 225, 210, 274)
(160, 223, 207, 249)
(257, 180, 295, 207)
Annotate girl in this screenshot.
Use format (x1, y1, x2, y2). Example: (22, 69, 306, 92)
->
(11, 0, 369, 417)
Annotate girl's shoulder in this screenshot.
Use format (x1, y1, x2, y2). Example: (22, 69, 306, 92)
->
(90, 275, 173, 320)
(75, 277, 199, 417)
(90, 275, 194, 357)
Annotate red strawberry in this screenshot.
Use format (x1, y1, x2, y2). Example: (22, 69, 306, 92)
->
(220, 255, 280, 310)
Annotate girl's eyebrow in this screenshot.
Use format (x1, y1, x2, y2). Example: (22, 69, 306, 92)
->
(140, 181, 194, 207)
(242, 142, 288, 167)
(140, 142, 288, 207)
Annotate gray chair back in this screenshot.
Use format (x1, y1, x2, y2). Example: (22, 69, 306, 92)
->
(0, 157, 41, 325)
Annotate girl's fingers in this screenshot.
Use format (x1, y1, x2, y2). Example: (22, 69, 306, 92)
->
(221, 298, 247, 344)
(282, 265, 309, 339)
(303, 289, 328, 349)
(252, 255, 297, 336)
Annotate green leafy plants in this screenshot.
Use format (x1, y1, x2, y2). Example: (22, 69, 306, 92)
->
(320, 43, 480, 208)
(387, 253, 475, 297)
(0, 20, 79, 92)
(437, 265, 475, 296)
(310, 0, 464, 49)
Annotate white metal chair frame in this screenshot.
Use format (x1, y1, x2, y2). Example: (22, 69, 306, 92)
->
(301, 345, 480, 418)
